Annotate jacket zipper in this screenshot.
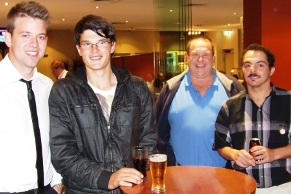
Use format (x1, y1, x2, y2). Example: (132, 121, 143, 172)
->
(108, 125, 114, 173)
(109, 127, 114, 194)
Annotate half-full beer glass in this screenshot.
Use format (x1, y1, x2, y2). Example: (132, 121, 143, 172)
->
(149, 154, 167, 193)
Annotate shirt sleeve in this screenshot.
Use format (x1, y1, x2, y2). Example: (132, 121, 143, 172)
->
(213, 103, 232, 150)
(50, 163, 63, 186)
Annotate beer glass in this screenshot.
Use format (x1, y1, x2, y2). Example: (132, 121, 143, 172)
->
(132, 146, 148, 180)
(149, 154, 167, 193)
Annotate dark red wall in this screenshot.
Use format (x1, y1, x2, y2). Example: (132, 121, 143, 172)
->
(262, 1, 291, 90)
(244, 0, 291, 90)
(243, 0, 262, 48)
(112, 53, 156, 81)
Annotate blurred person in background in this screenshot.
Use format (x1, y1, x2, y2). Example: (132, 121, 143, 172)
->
(50, 59, 68, 80)
(146, 72, 155, 101)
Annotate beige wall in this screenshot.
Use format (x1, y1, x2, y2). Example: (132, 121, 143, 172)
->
(209, 29, 241, 75)
(115, 31, 159, 55)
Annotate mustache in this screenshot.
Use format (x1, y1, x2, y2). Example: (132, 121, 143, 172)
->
(248, 73, 260, 78)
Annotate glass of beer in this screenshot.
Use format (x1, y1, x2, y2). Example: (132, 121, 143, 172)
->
(132, 146, 148, 180)
(149, 154, 167, 193)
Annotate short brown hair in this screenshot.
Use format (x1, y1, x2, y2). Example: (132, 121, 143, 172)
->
(186, 35, 214, 55)
(7, 1, 50, 34)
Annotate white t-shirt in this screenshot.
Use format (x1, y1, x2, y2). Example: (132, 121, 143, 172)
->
(88, 81, 116, 122)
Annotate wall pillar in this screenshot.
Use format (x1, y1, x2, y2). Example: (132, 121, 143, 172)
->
(243, 0, 291, 89)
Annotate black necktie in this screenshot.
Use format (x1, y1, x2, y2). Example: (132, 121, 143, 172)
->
(20, 79, 44, 190)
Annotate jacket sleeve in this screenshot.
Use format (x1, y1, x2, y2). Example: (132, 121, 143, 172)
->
(154, 86, 169, 150)
(224, 74, 245, 96)
(154, 84, 177, 166)
(49, 82, 112, 190)
(133, 78, 158, 155)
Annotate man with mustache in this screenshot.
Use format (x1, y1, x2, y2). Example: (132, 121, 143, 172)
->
(214, 44, 291, 193)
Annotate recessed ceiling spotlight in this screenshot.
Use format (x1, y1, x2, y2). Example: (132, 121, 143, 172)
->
(170, 10, 173, 12)
(224, 30, 232, 36)
(228, 23, 231, 26)
(96, 6, 99, 9)
(62, 19, 65, 21)
(234, 12, 237, 15)
(126, 21, 128, 23)
(5, 2, 9, 6)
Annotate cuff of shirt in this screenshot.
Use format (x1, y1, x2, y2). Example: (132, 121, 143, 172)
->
(50, 167, 63, 187)
(97, 171, 114, 190)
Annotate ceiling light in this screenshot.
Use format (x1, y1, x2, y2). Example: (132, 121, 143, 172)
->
(62, 19, 65, 21)
(5, 2, 9, 6)
(96, 6, 99, 9)
(224, 30, 232, 36)
(188, 31, 201, 35)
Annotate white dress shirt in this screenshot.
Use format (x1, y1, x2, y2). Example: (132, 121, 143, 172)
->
(0, 55, 62, 192)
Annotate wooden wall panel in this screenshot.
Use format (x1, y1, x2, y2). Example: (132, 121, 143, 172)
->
(112, 53, 155, 81)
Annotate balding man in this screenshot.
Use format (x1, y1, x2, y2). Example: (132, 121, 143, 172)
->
(51, 59, 68, 80)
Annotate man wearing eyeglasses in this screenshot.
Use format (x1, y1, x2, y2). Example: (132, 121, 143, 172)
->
(155, 35, 245, 167)
(48, 15, 157, 193)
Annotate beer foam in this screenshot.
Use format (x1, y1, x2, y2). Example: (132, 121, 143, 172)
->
(149, 154, 167, 162)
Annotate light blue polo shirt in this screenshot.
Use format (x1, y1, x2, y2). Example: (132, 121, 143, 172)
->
(168, 70, 227, 167)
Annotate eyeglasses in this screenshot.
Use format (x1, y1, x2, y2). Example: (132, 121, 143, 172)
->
(80, 40, 112, 49)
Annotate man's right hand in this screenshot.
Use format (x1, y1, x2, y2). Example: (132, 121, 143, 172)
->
(108, 168, 144, 190)
(233, 149, 256, 168)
